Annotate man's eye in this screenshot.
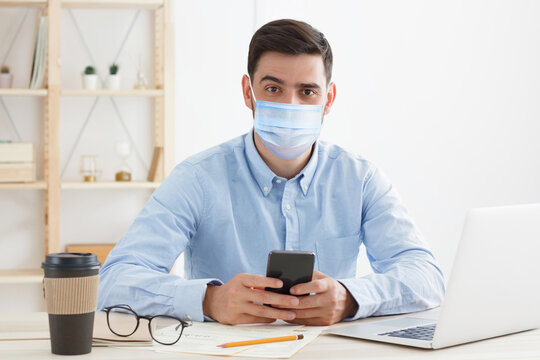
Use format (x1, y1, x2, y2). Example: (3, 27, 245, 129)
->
(266, 87, 279, 93)
(302, 89, 315, 96)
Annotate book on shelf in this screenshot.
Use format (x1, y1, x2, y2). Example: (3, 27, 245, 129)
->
(28, 15, 48, 89)
(147, 146, 163, 182)
(65, 243, 115, 266)
(0, 143, 36, 183)
(0, 163, 36, 183)
(0, 142, 34, 163)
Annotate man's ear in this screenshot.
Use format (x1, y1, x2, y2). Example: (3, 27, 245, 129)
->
(324, 82, 337, 115)
(241, 74, 254, 111)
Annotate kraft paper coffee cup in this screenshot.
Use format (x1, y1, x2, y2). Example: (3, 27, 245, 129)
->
(42, 253, 100, 355)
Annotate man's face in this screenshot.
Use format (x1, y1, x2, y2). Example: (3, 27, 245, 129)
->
(243, 51, 335, 115)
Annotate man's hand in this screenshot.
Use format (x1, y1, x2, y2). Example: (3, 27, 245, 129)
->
(202, 273, 300, 325)
(285, 270, 359, 326)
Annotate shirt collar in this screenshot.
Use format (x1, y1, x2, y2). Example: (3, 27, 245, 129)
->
(245, 130, 277, 197)
(298, 141, 318, 196)
(244, 129, 319, 197)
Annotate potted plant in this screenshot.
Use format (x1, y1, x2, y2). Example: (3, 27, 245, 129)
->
(107, 63, 120, 90)
(82, 65, 98, 90)
(0, 65, 13, 88)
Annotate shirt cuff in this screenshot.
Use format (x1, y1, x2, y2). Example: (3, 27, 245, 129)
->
(338, 278, 380, 321)
(173, 278, 222, 322)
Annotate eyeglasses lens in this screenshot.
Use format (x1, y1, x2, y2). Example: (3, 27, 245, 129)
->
(150, 316, 184, 345)
(107, 307, 138, 336)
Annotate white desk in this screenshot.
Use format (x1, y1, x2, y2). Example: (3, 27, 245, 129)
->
(1, 312, 539, 359)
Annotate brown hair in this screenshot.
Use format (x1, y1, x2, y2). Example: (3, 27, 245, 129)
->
(248, 19, 333, 84)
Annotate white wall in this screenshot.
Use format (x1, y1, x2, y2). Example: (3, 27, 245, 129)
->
(174, 0, 255, 161)
(176, 0, 540, 278)
(2, 0, 540, 310)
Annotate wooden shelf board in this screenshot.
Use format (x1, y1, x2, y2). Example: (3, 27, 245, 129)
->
(0, 89, 48, 97)
(61, 89, 163, 97)
(61, 181, 161, 189)
(0, 0, 46, 7)
(62, 0, 164, 9)
(0, 269, 43, 284)
(0, 181, 47, 190)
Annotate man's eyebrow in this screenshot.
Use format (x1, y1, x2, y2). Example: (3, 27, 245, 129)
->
(259, 76, 322, 90)
(259, 75, 284, 84)
(298, 82, 321, 90)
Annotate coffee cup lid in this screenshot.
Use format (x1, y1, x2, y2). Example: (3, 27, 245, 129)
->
(42, 253, 101, 271)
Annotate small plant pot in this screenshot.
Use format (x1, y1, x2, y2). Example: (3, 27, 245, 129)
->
(0, 73, 13, 88)
(82, 74, 99, 90)
(106, 75, 121, 90)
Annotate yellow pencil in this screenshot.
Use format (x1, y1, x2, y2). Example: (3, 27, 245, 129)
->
(218, 334, 304, 348)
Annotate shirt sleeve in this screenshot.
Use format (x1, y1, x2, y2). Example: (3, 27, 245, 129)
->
(339, 167, 446, 320)
(97, 162, 222, 322)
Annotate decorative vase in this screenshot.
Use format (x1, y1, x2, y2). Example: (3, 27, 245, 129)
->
(0, 73, 13, 88)
(79, 154, 102, 182)
(106, 75, 121, 90)
(82, 74, 98, 90)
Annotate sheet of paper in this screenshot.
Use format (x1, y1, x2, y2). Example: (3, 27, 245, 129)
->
(237, 326, 328, 358)
(155, 321, 327, 358)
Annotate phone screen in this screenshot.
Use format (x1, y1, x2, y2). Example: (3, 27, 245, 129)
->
(265, 250, 315, 295)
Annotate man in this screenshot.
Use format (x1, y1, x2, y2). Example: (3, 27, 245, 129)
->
(98, 19, 445, 326)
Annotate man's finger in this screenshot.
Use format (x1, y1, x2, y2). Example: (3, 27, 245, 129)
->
(291, 307, 324, 319)
(245, 303, 296, 321)
(290, 278, 328, 295)
(275, 294, 321, 310)
(238, 274, 283, 289)
(293, 294, 321, 309)
(248, 288, 299, 307)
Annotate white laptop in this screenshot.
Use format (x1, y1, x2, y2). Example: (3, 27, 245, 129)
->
(325, 203, 540, 349)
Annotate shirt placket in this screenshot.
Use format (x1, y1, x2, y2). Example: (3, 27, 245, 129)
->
(282, 180, 300, 250)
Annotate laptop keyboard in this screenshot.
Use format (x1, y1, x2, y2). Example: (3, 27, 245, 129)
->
(379, 323, 437, 341)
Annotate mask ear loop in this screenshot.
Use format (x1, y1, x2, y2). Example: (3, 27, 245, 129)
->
(247, 75, 257, 101)
(321, 83, 333, 122)
(247, 75, 258, 118)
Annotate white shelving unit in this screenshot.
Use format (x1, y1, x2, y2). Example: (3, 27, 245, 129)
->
(0, 0, 174, 283)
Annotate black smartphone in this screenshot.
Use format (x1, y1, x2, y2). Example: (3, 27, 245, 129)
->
(265, 250, 315, 295)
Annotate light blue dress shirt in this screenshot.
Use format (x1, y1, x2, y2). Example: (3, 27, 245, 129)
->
(98, 130, 445, 322)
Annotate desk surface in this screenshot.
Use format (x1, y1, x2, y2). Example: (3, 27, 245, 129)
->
(1, 312, 539, 359)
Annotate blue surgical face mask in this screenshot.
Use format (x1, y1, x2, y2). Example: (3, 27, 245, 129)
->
(249, 77, 325, 160)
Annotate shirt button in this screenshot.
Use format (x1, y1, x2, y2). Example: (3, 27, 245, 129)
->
(263, 186, 269, 192)
(285, 204, 291, 210)
(303, 185, 308, 192)
(276, 179, 282, 184)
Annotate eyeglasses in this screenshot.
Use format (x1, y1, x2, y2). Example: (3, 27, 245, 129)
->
(103, 304, 192, 345)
